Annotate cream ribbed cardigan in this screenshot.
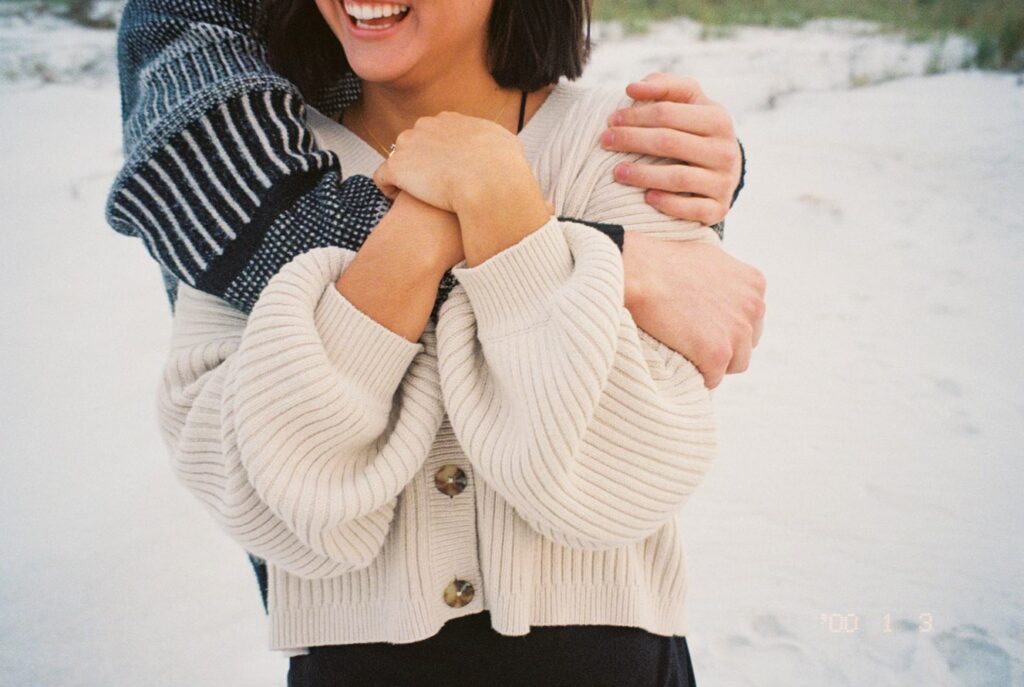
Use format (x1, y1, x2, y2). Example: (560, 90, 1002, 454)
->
(158, 82, 720, 651)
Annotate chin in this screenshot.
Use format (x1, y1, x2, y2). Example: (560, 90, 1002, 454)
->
(318, 0, 487, 88)
(341, 37, 421, 84)
(328, 1, 423, 84)
(345, 59, 413, 85)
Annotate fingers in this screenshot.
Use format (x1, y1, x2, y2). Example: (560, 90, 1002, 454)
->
(726, 332, 753, 375)
(699, 362, 726, 390)
(696, 341, 730, 390)
(372, 160, 387, 188)
(608, 100, 731, 138)
(752, 313, 765, 348)
(702, 369, 725, 390)
(644, 191, 727, 225)
(725, 273, 767, 375)
(697, 332, 751, 389)
(626, 72, 708, 105)
(748, 268, 767, 347)
(372, 160, 400, 199)
(614, 161, 732, 200)
(601, 126, 735, 171)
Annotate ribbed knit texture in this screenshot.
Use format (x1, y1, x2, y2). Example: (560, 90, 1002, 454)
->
(159, 83, 720, 651)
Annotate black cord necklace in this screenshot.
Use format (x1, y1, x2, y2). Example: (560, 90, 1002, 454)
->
(516, 89, 528, 133)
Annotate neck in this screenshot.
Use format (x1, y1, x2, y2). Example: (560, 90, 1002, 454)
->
(347, 64, 519, 153)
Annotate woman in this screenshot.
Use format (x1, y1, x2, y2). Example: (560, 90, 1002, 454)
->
(159, 0, 727, 684)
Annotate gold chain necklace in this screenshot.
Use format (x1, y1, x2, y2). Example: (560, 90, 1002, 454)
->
(349, 90, 517, 158)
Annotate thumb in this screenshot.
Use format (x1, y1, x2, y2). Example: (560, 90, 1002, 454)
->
(373, 160, 400, 199)
(626, 73, 705, 104)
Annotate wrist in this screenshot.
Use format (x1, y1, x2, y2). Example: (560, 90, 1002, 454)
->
(374, 196, 462, 276)
(622, 231, 653, 311)
(453, 156, 539, 217)
(456, 170, 550, 267)
(357, 218, 451, 282)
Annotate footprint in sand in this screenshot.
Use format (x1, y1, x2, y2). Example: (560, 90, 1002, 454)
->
(797, 193, 844, 220)
(932, 624, 1015, 687)
(930, 377, 964, 398)
(718, 614, 847, 686)
(752, 613, 796, 640)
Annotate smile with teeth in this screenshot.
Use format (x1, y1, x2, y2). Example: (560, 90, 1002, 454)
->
(344, 2, 411, 30)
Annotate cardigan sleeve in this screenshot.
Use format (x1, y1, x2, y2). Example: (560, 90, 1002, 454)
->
(434, 88, 720, 550)
(436, 220, 716, 551)
(105, 0, 390, 314)
(158, 247, 445, 579)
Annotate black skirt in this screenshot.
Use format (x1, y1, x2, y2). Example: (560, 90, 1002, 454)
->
(287, 610, 696, 687)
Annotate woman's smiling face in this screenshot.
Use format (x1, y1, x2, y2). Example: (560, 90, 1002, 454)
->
(314, 0, 495, 87)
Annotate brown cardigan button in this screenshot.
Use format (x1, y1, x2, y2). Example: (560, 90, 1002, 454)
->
(443, 578, 475, 608)
(434, 464, 468, 497)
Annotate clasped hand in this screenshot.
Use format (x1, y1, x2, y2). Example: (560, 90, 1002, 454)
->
(370, 84, 764, 390)
(373, 112, 549, 269)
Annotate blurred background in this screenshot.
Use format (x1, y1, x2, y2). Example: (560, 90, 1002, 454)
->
(1, 1, 1022, 685)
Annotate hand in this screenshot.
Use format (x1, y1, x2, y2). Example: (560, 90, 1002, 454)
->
(335, 192, 463, 343)
(373, 111, 549, 267)
(345, 191, 464, 281)
(623, 233, 766, 389)
(601, 73, 742, 226)
(373, 111, 540, 217)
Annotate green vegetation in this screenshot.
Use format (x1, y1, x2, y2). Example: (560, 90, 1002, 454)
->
(595, 0, 1024, 70)
(4, 0, 1021, 70)
(0, 0, 117, 28)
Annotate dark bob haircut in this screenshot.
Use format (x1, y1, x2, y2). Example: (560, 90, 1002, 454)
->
(257, 0, 593, 100)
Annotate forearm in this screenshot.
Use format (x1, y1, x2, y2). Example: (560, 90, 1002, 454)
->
(455, 170, 549, 267)
(161, 249, 441, 577)
(335, 226, 447, 344)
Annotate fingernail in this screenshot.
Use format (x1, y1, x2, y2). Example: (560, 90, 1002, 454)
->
(601, 130, 615, 147)
(614, 163, 630, 180)
(608, 111, 623, 126)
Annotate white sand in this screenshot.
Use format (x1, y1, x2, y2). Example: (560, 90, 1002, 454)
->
(1, 17, 1022, 687)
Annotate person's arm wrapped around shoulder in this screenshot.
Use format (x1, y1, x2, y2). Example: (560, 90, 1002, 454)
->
(158, 247, 445, 579)
(106, 0, 389, 313)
